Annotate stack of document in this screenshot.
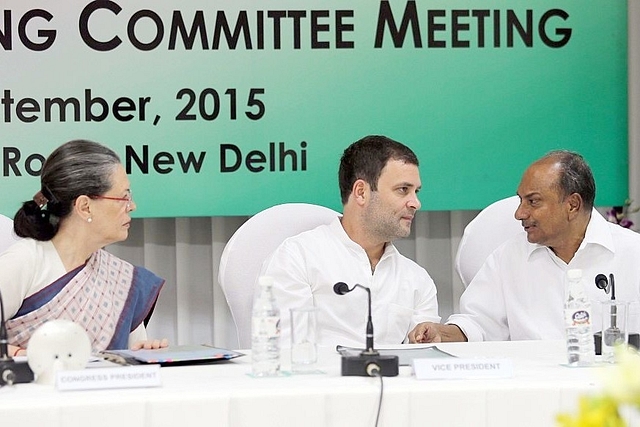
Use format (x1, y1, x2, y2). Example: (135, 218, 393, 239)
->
(100, 344, 244, 366)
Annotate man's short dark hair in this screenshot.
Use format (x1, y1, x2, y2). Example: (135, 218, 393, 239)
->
(542, 150, 596, 210)
(338, 135, 419, 205)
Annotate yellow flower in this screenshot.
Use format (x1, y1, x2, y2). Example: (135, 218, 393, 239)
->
(557, 395, 626, 427)
(601, 346, 640, 406)
(557, 347, 640, 426)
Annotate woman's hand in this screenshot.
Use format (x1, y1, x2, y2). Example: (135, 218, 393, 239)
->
(8, 344, 26, 357)
(130, 338, 169, 350)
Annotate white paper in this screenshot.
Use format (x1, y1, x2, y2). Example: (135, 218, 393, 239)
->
(413, 357, 514, 380)
(56, 364, 161, 391)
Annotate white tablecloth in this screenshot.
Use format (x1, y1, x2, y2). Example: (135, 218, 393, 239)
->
(0, 340, 613, 427)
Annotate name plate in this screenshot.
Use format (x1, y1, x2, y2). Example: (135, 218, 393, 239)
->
(413, 357, 514, 380)
(56, 364, 162, 391)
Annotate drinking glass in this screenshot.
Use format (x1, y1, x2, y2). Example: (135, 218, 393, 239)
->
(290, 307, 318, 373)
(601, 300, 629, 363)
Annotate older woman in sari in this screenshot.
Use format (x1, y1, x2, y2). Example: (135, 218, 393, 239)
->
(1, 139, 168, 356)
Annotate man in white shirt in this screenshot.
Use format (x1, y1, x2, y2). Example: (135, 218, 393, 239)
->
(260, 135, 440, 348)
(410, 150, 640, 343)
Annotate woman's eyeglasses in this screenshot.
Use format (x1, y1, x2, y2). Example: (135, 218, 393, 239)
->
(91, 193, 133, 209)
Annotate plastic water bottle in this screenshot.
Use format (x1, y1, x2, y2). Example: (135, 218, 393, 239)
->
(564, 269, 595, 366)
(251, 276, 281, 376)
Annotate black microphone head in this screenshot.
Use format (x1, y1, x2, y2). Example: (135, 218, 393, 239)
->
(595, 274, 609, 291)
(333, 282, 350, 295)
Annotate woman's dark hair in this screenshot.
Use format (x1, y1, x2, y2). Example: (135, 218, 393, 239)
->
(14, 139, 121, 240)
(338, 135, 419, 205)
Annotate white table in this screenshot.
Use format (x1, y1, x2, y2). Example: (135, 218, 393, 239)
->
(0, 340, 609, 427)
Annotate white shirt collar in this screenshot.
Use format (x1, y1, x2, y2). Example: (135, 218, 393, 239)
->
(328, 217, 398, 260)
(524, 208, 615, 259)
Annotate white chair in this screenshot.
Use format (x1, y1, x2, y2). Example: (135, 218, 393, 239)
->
(218, 203, 340, 349)
(0, 214, 20, 253)
(454, 196, 523, 288)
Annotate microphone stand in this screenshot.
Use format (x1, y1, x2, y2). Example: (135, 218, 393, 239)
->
(597, 273, 618, 331)
(0, 290, 34, 386)
(609, 273, 616, 329)
(334, 282, 399, 377)
(352, 285, 376, 355)
(595, 273, 625, 352)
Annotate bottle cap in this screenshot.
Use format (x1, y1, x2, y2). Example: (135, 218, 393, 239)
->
(258, 276, 274, 288)
(567, 269, 583, 280)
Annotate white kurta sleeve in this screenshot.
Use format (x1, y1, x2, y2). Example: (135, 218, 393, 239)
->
(259, 239, 314, 345)
(447, 252, 510, 342)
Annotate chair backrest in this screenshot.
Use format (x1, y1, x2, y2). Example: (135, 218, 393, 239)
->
(0, 214, 20, 254)
(454, 196, 523, 288)
(218, 203, 340, 349)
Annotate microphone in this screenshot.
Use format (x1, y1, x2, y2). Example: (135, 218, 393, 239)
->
(0, 290, 34, 386)
(595, 273, 617, 325)
(595, 274, 609, 293)
(333, 282, 398, 377)
(333, 282, 349, 295)
(593, 273, 639, 353)
(595, 273, 617, 300)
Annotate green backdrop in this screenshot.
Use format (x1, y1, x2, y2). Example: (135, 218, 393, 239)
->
(0, 0, 628, 217)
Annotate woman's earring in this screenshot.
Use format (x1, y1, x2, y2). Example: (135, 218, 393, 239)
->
(87, 217, 92, 223)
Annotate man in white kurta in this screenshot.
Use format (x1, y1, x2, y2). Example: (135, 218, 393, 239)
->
(260, 135, 440, 348)
(261, 217, 440, 348)
(410, 150, 640, 343)
(447, 210, 640, 341)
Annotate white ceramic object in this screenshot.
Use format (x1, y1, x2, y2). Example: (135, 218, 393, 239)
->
(26, 319, 92, 385)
